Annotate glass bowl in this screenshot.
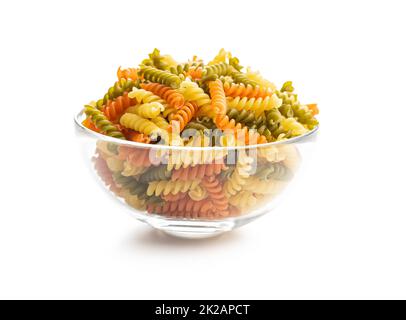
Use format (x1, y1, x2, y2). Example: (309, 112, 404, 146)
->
(75, 111, 318, 239)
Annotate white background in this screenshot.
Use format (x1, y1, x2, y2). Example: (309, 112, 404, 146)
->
(0, 0, 405, 300)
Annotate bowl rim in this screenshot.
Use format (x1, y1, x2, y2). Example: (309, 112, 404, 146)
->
(75, 110, 319, 151)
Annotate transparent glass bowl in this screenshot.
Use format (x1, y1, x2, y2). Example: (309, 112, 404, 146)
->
(75, 111, 318, 239)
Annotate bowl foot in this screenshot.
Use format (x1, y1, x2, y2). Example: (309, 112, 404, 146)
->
(145, 217, 236, 239)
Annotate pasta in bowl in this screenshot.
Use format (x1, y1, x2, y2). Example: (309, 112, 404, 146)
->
(75, 49, 319, 238)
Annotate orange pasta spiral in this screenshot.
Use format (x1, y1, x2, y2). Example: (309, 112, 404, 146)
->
(82, 118, 100, 133)
(169, 102, 198, 132)
(209, 80, 266, 144)
(201, 176, 229, 217)
(147, 196, 214, 219)
(122, 129, 151, 143)
(171, 163, 225, 181)
(141, 82, 185, 109)
(210, 79, 227, 116)
(118, 146, 154, 167)
(103, 92, 135, 122)
(186, 67, 203, 80)
(117, 67, 138, 81)
(93, 155, 120, 193)
(223, 82, 274, 99)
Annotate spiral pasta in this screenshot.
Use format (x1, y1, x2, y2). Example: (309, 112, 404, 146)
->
(121, 190, 147, 210)
(188, 185, 208, 201)
(140, 66, 182, 88)
(223, 82, 274, 99)
(229, 191, 258, 210)
(171, 163, 225, 181)
(186, 66, 203, 80)
(178, 80, 212, 117)
(84, 104, 125, 139)
(118, 146, 154, 167)
(227, 95, 282, 116)
(150, 116, 170, 130)
(202, 62, 232, 81)
(162, 193, 188, 202)
(121, 161, 148, 177)
(84, 49, 318, 222)
(202, 176, 229, 217)
(245, 67, 277, 91)
(93, 155, 120, 194)
(128, 88, 165, 105)
(166, 149, 227, 170)
(147, 197, 214, 219)
(208, 49, 231, 65)
(139, 166, 171, 183)
(117, 67, 138, 81)
(141, 82, 185, 108)
(120, 113, 163, 137)
(103, 92, 135, 122)
(224, 152, 253, 197)
(126, 102, 164, 119)
(147, 180, 200, 196)
(169, 102, 198, 132)
(122, 130, 151, 143)
(255, 162, 293, 181)
(95, 79, 138, 110)
(106, 156, 124, 172)
(83, 50, 317, 148)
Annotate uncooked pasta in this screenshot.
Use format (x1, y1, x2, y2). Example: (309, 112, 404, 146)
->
(81, 49, 319, 220)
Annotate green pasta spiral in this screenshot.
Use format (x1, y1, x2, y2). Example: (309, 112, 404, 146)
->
(292, 104, 319, 129)
(278, 81, 319, 129)
(146, 196, 165, 206)
(202, 62, 232, 82)
(227, 108, 258, 127)
(169, 63, 190, 76)
(229, 56, 243, 72)
(84, 105, 125, 139)
(140, 66, 182, 89)
(229, 68, 258, 87)
(253, 124, 273, 142)
(142, 48, 169, 70)
(264, 109, 291, 139)
(185, 117, 216, 131)
(278, 103, 295, 118)
(139, 166, 172, 183)
(113, 173, 149, 196)
(95, 79, 138, 110)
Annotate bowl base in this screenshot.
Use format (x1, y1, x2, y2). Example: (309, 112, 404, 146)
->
(147, 218, 235, 239)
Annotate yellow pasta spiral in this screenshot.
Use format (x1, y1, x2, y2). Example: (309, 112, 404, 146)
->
(229, 191, 259, 210)
(227, 95, 282, 116)
(188, 185, 208, 201)
(128, 88, 166, 105)
(280, 118, 309, 137)
(178, 81, 213, 117)
(121, 161, 148, 177)
(165, 149, 228, 170)
(150, 116, 170, 130)
(126, 102, 164, 119)
(147, 180, 201, 196)
(120, 190, 147, 210)
(224, 152, 253, 197)
(120, 113, 163, 137)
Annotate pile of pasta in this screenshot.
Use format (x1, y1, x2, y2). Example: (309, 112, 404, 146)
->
(82, 49, 319, 146)
(94, 140, 300, 219)
(83, 49, 318, 219)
